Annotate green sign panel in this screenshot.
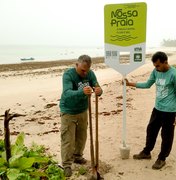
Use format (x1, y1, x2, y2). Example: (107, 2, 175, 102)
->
(104, 2, 147, 76)
(104, 2, 147, 46)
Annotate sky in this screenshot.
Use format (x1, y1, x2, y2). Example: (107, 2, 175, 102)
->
(0, 0, 175, 47)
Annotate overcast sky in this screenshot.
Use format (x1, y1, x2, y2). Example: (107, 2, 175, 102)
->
(0, 0, 175, 47)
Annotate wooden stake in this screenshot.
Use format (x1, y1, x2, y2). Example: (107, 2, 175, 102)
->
(4, 109, 25, 163)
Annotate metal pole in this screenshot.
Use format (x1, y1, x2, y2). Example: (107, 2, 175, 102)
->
(122, 75, 126, 147)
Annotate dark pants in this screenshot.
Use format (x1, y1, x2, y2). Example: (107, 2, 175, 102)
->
(143, 108, 175, 161)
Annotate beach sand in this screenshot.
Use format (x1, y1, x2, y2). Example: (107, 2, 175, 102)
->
(0, 52, 176, 180)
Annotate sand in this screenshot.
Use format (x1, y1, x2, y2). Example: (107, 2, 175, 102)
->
(0, 52, 176, 180)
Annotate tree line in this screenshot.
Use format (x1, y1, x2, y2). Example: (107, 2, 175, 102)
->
(161, 39, 176, 47)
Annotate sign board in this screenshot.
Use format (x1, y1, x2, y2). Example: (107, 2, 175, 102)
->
(104, 2, 147, 76)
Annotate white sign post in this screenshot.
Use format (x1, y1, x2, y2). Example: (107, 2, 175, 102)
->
(104, 2, 147, 158)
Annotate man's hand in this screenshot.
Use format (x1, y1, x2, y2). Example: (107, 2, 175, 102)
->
(93, 86, 102, 96)
(83, 86, 92, 95)
(122, 78, 129, 86)
(122, 78, 136, 87)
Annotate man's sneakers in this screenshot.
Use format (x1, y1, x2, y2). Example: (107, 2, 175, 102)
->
(133, 151, 151, 160)
(64, 167, 72, 177)
(133, 151, 166, 170)
(74, 157, 87, 164)
(152, 159, 166, 170)
(63, 157, 87, 177)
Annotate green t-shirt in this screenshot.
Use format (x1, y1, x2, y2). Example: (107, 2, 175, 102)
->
(136, 66, 176, 112)
(60, 68, 100, 114)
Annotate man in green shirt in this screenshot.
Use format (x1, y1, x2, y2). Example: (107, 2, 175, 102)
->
(125, 51, 176, 170)
(59, 55, 102, 177)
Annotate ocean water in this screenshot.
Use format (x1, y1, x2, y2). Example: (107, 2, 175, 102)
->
(0, 45, 104, 65)
(1, 45, 174, 65)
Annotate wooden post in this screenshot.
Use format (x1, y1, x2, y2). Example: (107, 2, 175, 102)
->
(4, 109, 25, 163)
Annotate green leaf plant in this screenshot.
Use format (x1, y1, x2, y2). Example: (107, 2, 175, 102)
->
(0, 110, 65, 180)
(0, 133, 65, 180)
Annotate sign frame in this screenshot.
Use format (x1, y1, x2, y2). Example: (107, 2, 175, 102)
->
(104, 2, 147, 76)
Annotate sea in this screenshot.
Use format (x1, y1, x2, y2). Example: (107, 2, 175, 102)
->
(0, 45, 104, 65)
(0, 45, 174, 65)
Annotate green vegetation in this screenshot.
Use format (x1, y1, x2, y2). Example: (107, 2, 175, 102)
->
(0, 132, 65, 180)
(161, 39, 176, 47)
(78, 166, 87, 175)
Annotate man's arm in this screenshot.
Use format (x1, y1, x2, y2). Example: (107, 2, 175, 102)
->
(125, 79, 137, 87)
(90, 71, 103, 96)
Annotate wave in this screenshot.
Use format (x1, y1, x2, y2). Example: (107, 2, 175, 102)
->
(110, 35, 138, 41)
